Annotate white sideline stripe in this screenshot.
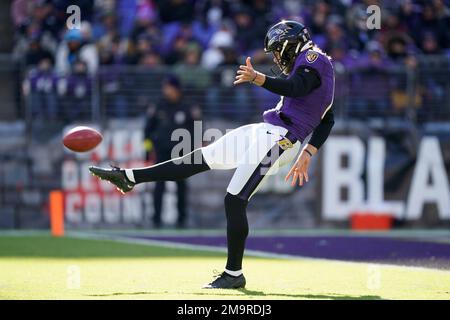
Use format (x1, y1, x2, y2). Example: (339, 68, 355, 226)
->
(87, 228, 450, 239)
(69, 231, 229, 253)
(2, 228, 450, 238)
(68, 231, 450, 274)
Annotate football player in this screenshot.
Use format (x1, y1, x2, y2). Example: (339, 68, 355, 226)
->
(89, 20, 335, 289)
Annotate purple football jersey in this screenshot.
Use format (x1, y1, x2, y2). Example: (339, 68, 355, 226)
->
(263, 47, 335, 142)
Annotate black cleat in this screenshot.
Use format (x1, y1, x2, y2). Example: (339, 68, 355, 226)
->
(202, 271, 246, 289)
(89, 165, 135, 194)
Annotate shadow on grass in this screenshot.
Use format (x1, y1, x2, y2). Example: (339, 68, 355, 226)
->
(85, 289, 382, 300)
(236, 288, 382, 300)
(86, 291, 170, 297)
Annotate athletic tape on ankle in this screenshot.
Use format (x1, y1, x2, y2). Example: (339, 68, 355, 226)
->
(224, 269, 243, 277)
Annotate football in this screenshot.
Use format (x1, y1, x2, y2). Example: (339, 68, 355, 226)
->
(63, 126, 103, 152)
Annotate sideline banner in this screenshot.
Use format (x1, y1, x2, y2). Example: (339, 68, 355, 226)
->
(321, 127, 450, 224)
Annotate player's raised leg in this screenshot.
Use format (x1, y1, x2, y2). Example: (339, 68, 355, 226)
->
(89, 123, 258, 193)
(89, 148, 210, 194)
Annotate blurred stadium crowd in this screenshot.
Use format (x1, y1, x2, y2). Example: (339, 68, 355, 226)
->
(11, 0, 450, 122)
(12, 0, 450, 72)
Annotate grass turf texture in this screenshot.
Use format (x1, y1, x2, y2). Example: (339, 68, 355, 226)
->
(0, 235, 449, 300)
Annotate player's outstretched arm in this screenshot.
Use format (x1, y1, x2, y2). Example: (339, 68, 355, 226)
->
(285, 110, 335, 187)
(234, 57, 321, 97)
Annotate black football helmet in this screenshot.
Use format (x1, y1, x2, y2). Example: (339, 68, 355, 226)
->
(264, 20, 312, 74)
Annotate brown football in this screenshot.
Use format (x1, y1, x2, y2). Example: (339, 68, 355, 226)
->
(63, 126, 103, 152)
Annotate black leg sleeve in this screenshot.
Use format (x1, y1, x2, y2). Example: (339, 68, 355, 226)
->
(224, 192, 249, 271)
(132, 148, 210, 184)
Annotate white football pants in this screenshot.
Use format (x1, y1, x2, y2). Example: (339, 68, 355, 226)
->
(202, 122, 301, 201)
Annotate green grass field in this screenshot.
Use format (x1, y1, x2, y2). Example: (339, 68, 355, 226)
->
(1, 234, 449, 300)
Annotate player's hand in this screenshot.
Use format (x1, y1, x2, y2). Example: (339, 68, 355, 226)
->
(234, 57, 257, 85)
(285, 150, 312, 187)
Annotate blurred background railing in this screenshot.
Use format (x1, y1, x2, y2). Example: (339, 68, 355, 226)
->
(20, 55, 450, 130)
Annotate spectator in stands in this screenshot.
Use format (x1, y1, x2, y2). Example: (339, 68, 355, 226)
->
(126, 33, 157, 65)
(385, 32, 412, 62)
(350, 41, 393, 115)
(219, 46, 239, 67)
(201, 25, 234, 69)
(174, 43, 210, 90)
(345, 3, 373, 52)
(232, 4, 259, 54)
(421, 32, 441, 55)
(24, 34, 54, 68)
(157, 0, 195, 24)
(55, 28, 99, 75)
(27, 0, 60, 39)
(200, 0, 232, 28)
(323, 20, 350, 53)
(11, 0, 29, 28)
(163, 34, 189, 65)
(329, 43, 360, 72)
(129, 1, 158, 42)
(92, 11, 118, 42)
(139, 51, 162, 67)
(398, 0, 422, 46)
(13, 19, 57, 65)
(99, 35, 124, 65)
(62, 59, 92, 122)
(24, 57, 57, 120)
(309, 0, 331, 36)
(420, 2, 449, 50)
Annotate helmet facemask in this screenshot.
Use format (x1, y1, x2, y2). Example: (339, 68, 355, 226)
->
(272, 40, 301, 75)
(267, 40, 303, 76)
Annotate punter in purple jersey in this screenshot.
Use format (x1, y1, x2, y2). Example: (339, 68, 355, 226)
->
(89, 20, 335, 289)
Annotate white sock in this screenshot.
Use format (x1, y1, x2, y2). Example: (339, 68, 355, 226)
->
(224, 269, 242, 277)
(125, 169, 136, 183)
